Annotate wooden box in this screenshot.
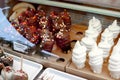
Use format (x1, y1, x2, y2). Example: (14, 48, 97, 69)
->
(2, 46, 71, 71)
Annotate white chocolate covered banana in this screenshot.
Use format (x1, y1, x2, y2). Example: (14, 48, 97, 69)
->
(12, 2, 35, 11)
(9, 8, 27, 21)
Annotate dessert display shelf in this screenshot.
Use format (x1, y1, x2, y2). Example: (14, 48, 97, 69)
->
(1, 1, 120, 80)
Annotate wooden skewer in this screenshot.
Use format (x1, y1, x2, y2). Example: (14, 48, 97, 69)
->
(0, 46, 5, 54)
(21, 54, 23, 71)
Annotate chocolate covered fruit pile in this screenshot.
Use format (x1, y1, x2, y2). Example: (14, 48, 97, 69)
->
(10, 2, 71, 52)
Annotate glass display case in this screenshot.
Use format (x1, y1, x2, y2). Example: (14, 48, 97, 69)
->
(1, 0, 120, 80)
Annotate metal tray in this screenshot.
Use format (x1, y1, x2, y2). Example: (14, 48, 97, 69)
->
(38, 68, 87, 80)
(4, 52, 43, 80)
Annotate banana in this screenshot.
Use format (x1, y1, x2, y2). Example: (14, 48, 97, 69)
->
(12, 2, 35, 11)
(9, 8, 27, 21)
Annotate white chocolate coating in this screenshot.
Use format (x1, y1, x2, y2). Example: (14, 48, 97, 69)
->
(85, 29, 99, 41)
(72, 41, 87, 69)
(88, 45, 103, 73)
(98, 39, 113, 58)
(88, 17, 102, 33)
(0, 76, 3, 80)
(108, 44, 120, 79)
(81, 37, 96, 52)
(108, 20, 120, 38)
(1, 66, 14, 80)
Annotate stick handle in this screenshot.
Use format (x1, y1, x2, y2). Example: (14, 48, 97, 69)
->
(21, 55, 23, 70)
(0, 46, 5, 53)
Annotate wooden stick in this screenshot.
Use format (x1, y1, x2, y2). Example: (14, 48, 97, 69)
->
(0, 46, 5, 53)
(21, 55, 23, 71)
